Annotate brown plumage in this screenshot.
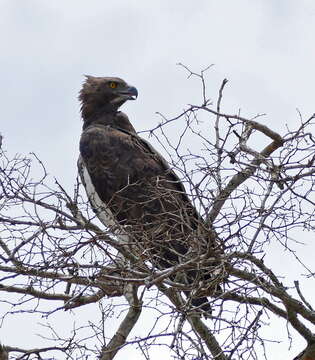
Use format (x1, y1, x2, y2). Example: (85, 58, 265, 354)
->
(78, 75, 216, 312)
(294, 344, 315, 360)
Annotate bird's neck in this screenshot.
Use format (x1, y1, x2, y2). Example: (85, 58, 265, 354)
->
(81, 102, 118, 130)
(82, 104, 136, 134)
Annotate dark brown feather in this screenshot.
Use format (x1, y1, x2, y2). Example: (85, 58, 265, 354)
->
(79, 76, 216, 312)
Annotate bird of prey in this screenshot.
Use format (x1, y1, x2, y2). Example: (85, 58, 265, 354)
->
(78, 76, 217, 312)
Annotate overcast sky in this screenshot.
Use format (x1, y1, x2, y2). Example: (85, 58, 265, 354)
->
(1, 1, 315, 359)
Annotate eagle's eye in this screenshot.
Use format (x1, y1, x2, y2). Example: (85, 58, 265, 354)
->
(109, 82, 118, 89)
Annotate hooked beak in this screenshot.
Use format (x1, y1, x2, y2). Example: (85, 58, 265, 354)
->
(118, 85, 138, 100)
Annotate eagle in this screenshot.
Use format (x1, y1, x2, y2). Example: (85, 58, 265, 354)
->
(78, 76, 217, 313)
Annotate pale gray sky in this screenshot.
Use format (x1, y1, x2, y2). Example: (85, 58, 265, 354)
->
(1, 1, 315, 359)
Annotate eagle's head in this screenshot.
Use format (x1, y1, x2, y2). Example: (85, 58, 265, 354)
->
(79, 76, 138, 120)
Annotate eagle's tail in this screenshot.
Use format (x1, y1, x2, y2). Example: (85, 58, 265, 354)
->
(190, 295, 212, 314)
